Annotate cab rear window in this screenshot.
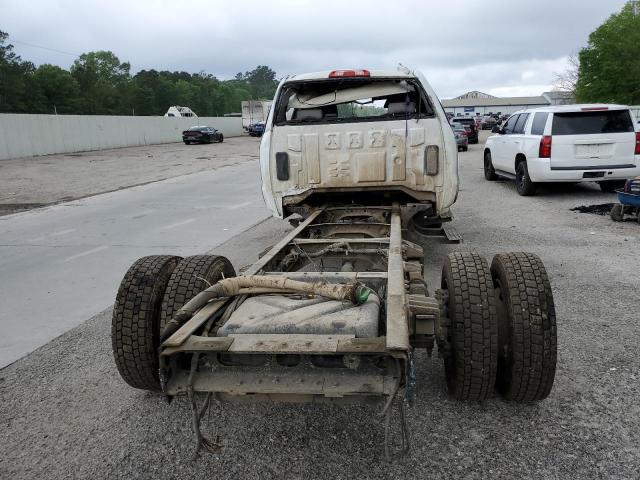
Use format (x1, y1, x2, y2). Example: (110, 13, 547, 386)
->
(273, 78, 434, 125)
(551, 110, 633, 135)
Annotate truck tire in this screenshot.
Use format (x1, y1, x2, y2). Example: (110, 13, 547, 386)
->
(490, 253, 557, 401)
(112, 255, 182, 391)
(515, 160, 537, 196)
(484, 151, 497, 181)
(441, 252, 498, 401)
(160, 255, 236, 328)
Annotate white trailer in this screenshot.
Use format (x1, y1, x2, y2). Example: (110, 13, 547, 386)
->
(241, 100, 272, 130)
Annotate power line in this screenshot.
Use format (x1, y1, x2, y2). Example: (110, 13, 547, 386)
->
(8, 37, 81, 58)
(7, 36, 149, 72)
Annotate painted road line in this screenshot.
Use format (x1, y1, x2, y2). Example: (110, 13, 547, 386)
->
(158, 218, 196, 231)
(64, 245, 109, 262)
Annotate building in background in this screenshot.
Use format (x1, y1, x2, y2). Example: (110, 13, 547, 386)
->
(441, 91, 575, 117)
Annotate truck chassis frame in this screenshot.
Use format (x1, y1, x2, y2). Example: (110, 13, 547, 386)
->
(112, 203, 557, 460)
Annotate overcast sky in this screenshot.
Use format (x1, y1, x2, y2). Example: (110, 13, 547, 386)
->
(2, 0, 627, 99)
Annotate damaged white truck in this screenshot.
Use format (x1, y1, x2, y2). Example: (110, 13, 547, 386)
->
(111, 67, 557, 458)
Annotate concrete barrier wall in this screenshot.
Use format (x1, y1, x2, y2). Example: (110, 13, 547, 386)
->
(0, 114, 243, 160)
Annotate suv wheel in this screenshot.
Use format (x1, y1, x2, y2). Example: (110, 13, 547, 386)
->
(484, 151, 497, 181)
(515, 160, 537, 196)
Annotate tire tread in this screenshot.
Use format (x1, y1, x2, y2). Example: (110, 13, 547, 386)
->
(491, 252, 557, 401)
(443, 252, 498, 401)
(111, 255, 181, 391)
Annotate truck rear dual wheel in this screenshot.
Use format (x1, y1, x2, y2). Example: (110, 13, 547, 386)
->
(160, 255, 236, 327)
(111, 254, 235, 392)
(491, 253, 557, 401)
(111, 255, 182, 391)
(441, 252, 498, 401)
(440, 252, 557, 402)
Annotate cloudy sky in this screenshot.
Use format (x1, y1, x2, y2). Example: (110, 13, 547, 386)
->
(2, 0, 628, 99)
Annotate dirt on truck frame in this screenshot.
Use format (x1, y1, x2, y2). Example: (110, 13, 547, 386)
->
(111, 67, 557, 460)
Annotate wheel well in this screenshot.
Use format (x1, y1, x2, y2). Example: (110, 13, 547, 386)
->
(515, 153, 526, 171)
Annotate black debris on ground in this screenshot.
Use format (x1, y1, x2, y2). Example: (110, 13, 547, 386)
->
(570, 203, 615, 215)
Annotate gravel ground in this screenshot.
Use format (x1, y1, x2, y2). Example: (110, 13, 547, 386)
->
(0, 136, 260, 216)
(1, 132, 639, 479)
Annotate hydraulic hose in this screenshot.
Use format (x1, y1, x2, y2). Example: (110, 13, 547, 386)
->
(160, 275, 373, 342)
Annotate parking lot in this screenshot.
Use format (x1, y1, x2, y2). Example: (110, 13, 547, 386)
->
(0, 136, 260, 216)
(1, 132, 639, 479)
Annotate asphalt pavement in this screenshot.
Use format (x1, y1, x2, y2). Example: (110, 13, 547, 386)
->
(0, 161, 270, 367)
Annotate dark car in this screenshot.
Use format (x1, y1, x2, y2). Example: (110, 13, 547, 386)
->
(451, 124, 468, 151)
(248, 122, 265, 137)
(450, 117, 478, 144)
(182, 126, 224, 144)
(481, 116, 497, 130)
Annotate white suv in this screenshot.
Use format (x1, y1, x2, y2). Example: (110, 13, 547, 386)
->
(484, 104, 640, 195)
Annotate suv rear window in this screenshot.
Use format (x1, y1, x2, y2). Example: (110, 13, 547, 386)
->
(552, 110, 634, 135)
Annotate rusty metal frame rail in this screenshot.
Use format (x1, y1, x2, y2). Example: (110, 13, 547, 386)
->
(166, 364, 398, 397)
(243, 208, 325, 275)
(385, 205, 409, 351)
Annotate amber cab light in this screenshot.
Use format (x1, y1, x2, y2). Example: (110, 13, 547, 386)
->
(539, 135, 552, 158)
(328, 69, 370, 78)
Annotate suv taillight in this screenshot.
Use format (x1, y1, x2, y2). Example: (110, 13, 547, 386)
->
(539, 135, 552, 158)
(635, 132, 640, 155)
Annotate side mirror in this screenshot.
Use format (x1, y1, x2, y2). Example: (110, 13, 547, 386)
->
(491, 126, 501, 133)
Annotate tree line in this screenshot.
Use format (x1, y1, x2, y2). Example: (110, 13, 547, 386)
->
(0, 31, 279, 116)
(555, 1, 640, 105)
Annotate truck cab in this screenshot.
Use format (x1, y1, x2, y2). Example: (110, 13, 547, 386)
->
(259, 68, 458, 222)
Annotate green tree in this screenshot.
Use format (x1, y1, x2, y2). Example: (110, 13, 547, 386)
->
(575, 1, 640, 104)
(30, 64, 80, 114)
(235, 65, 278, 100)
(70, 50, 131, 114)
(0, 30, 35, 112)
(0, 31, 279, 116)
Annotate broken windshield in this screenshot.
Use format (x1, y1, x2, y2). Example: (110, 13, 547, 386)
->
(273, 78, 434, 125)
